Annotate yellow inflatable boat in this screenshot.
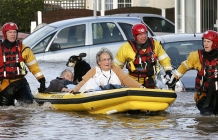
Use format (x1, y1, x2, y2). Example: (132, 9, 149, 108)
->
(34, 88, 177, 114)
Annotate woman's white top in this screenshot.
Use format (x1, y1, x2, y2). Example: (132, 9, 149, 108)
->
(93, 66, 121, 87)
(79, 66, 121, 92)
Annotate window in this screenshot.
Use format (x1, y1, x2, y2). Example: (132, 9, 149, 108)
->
(23, 26, 56, 49)
(52, 24, 86, 49)
(201, 0, 217, 32)
(32, 33, 55, 54)
(105, 0, 113, 10)
(164, 40, 202, 67)
(118, 0, 131, 8)
(118, 22, 153, 40)
(44, 0, 85, 10)
(143, 17, 175, 33)
(99, 0, 114, 10)
(185, 0, 196, 33)
(118, 23, 133, 40)
(92, 22, 123, 44)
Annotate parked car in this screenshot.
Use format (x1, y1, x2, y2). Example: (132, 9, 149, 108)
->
(109, 13, 175, 35)
(153, 33, 203, 92)
(23, 16, 154, 65)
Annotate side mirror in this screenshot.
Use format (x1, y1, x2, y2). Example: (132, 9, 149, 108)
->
(50, 43, 61, 51)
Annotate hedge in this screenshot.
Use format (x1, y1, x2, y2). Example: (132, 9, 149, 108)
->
(0, 0, 44, 33)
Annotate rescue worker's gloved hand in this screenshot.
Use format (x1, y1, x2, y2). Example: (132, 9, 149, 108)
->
(38, 77, 46, 92)
(165, 70, 173, 80)
(164, 70, 177, 89)
(167, 77, 178, 89)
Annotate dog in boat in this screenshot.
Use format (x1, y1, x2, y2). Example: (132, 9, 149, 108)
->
(66, 53, 91, 84)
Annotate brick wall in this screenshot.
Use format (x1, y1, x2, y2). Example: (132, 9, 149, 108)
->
(37, 7, 174, 24)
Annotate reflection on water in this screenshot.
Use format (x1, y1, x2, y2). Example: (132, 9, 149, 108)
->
(194, 117, 218, 135)
(0, 61, 217, 140)
(0, 105, 218, 139)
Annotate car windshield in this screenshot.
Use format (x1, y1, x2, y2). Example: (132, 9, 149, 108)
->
(23, 26, 56, 48)
(164, 40, 202, 68)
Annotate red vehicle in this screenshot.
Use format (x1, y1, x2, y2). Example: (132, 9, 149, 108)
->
(0, 31, 29, 41)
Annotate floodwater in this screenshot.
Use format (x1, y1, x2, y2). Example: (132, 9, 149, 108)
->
(0, 61, 218, 140)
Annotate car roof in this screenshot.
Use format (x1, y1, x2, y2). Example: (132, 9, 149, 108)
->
(49, 16, 142, 28)
(113, 13, 167, 17)
(153, 33, 202, 43)
(47, 16, 154, 36)
(111, 13, 175, 25)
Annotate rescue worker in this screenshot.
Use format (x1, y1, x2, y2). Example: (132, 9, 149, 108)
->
(0, 22, 46, 106)
(113, 23, 174, 88)
(169, 30, 218, 115)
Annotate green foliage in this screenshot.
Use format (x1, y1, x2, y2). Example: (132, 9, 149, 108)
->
(0, 0, 44, 33)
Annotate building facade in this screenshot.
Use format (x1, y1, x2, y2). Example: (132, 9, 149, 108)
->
(86, 0, 174, 17)
(44, 0, 217, 33)
(44, 0, 86, 10)
(175, 0, 217, 33)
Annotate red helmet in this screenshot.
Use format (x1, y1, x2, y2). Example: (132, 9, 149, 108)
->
(2, 22, 18, 39)
(131, 23, 148, 40)
(202, 30, 218, 50)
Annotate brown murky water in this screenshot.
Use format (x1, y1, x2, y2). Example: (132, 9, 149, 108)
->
(0, 61, 217, 140)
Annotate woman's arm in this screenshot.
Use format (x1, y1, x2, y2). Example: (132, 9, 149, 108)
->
(112, 65, 141, 88)
(74, 67, 96, 92)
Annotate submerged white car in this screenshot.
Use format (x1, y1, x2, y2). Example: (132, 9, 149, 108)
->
(23, 16, 154, 66)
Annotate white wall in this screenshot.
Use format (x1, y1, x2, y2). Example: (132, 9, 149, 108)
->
(86, 0, 174, 10)
(144, 0, 174, 9)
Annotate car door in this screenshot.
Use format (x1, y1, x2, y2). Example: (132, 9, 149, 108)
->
(88, 21, 137, 66)
(42, 23, 89, 61)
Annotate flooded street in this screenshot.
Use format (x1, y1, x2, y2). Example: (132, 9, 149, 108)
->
(0, 61, 218, 140)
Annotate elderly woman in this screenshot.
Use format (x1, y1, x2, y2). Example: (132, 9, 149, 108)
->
(73, 47, 144, 92)
(45, 69, 77, 92)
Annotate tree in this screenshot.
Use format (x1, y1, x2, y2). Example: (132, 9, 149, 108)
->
(0, 0, 44, 33)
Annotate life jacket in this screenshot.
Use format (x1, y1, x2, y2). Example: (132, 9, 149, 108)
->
(126, 38, 157, 78)
(0, 40, 27, 80)
(195, 49, 218, 92)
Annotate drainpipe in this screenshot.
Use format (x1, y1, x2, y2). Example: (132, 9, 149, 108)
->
(215, 20, 218, 31)
(93, 0, 97, 17)
(181, 0, 185, 33)
(175, 0, 178, 33)
(214, 1, 218, 31)
(196, 0, 201, 33)
(101, 0, 105, 16)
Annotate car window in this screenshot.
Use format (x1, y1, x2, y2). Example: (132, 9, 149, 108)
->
(52, 24, 86, 49)
(143, 17, 175, 33)
(164, 40, 202, 67)
(118, 23, 134, 40)
(32, 33, 55, 54)
(142, 22, 154, 37)
(118, 22, 153, 40)
(92, 22, 124, 45)
(23, 26, 56, 48)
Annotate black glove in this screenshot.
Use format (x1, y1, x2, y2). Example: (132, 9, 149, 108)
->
(38, 77, 46, 92)
(164, 70, 177, 89)
(165, 70, 173, 80)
